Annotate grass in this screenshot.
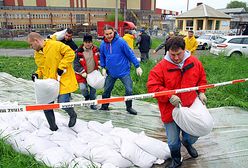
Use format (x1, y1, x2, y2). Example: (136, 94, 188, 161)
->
(0, 40, 30, 49)
(0, 136, 48, 168)
(0, 38, 163, 49)
(0, 54, 247, 109)
(0, 54, 248, 167)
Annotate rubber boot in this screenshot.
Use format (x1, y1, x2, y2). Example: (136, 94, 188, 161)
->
(125, 100, 137, 115)
(44, 110, 58, 131)
(66, 108, 77, 127)
(182, 140, 198, 158)
(84, 95, 90, 101)
(166, 150, 182, 168)
(99, 103, 109, 111)
(90, 105, 98, 110)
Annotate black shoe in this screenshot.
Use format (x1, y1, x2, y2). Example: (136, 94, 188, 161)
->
(99, 106, 109, 111)
(182, 141, 198, 158)
(166, 158, 182, 168)
(126, 108, 137, 115)
(90, 105, 98, 110)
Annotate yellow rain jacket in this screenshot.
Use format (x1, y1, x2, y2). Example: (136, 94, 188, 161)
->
(184, 36, 198, 55)
(123, 33, 135, 50)
(34, 40, 78, 94)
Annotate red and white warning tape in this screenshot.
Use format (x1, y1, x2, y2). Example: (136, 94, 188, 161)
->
(0, 78, 247, 112)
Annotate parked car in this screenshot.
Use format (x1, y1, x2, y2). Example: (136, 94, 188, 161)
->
(210, 35, 248, 57)
(197, 34, 221, 50)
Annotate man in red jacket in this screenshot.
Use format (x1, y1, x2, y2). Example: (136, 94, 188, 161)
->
(73, 34, 100, 110)
(147, 36, 207, 168)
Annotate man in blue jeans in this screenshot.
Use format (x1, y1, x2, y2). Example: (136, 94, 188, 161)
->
(147, 36, 207, 167)
(99, 25, 143, 115)
(28, 32, 78, 131)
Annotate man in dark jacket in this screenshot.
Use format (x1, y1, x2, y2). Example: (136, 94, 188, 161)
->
(61, 28, 78, 51)
(153, 31, 174, 55)
(136, 29, 152, 62)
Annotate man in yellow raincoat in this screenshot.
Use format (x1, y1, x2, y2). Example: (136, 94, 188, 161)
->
(27, 32, 78, 131)
(184, 30, 198, 55)
(123, 29, 135, 50)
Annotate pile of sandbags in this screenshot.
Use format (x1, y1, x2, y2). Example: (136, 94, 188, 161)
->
(0, 109, 170, 168)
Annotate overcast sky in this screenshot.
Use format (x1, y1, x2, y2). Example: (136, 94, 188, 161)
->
(156, 0, 248, 12)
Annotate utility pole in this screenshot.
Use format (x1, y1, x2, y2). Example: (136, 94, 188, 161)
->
(115, 0, 118, 30)
(187, 0, 189, 11)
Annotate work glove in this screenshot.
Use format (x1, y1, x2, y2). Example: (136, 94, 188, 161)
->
(102, 68, 107, 77)
(57, 68, 64, 76)
(31, 73, 38, 82)
(136, 67, 143, 76)
(169, 95, 181, 107)
(82, 72, 87, 78)
(198, 92, 207, 105)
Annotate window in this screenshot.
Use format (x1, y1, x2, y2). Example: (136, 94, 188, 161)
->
(242, 38, 248, 44)
(177, 20, 183, 30)
(228, 38, 242, 44)
(215, 20, 220, 30)
(186, 20, 193, 30)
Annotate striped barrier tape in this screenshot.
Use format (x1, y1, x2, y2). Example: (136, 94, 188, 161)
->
(0, 78, 247, 113)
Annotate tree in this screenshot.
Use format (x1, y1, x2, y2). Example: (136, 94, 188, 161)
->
(226, 1, 248, 11)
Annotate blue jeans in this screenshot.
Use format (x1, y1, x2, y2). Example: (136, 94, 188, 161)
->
(102, 74, 133, 103)
(57, 93, 74, 113)
(164, 121, 198, 152)
(79, 83, 96, 100)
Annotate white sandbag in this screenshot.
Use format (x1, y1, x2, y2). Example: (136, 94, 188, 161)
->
(86, 70, 105, 89)
(87, 135, 121, 152)
(26, 112, 46, 129)
(53, 29, 67, 41)
(70, 119, 89, 133)
(90, 145, 133, 168)
(110, 127, 138, 142)
(7, 133, 29, 154)
(34, 78, 59, 104)
(135, 131, 171, 160)
(22, 135, 58, 154)
(35, 147, 74, 168)
(68, 157, 101, 168)
(77, 130, 102, 143)
(88, 120, 113, 135)
(102, 163, 118, 168)
(34, 127, 54, 137)
(68, 139, 89, 157)
(49, 127, 77, 142)
(172, 97, 214, 137)
(120, 140, 157, 168)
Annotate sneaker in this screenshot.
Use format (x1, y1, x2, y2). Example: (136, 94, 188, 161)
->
(182, 141, 198, 158)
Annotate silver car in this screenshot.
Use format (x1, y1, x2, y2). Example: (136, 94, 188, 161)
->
(210, 36, 248, 57)
(197, 34, 221, 50)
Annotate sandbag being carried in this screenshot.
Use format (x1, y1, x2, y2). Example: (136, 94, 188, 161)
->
(86, 70, 105, 89)
(52, 29, 67, 41)
(34, 79, 59, 104)
(172, 97, 214, 137)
